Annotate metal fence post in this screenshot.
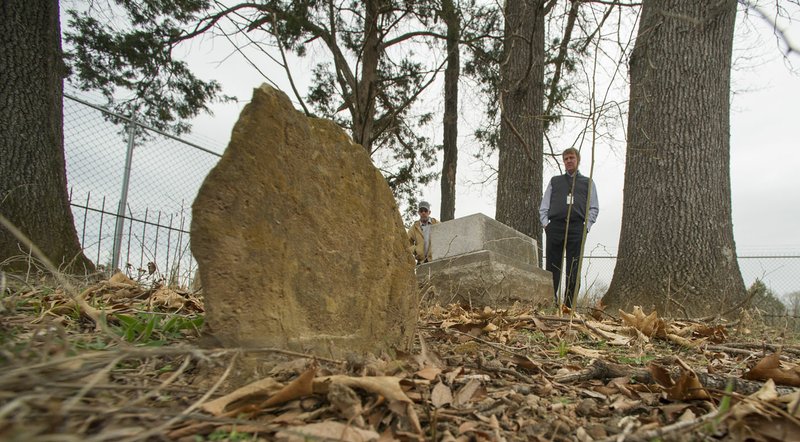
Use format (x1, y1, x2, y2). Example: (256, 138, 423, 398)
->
(111, 114, 137, 272)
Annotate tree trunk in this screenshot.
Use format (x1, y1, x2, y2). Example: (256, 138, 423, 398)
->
(496, 0, 545, 247)
(0, 0, 93, 273)
(602, 0, 744, 318)
(350, 0, 380, 154)
(440, 0, 460, 222)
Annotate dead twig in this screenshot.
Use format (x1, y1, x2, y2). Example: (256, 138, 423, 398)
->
(118, 352, 239, 442)
(0, 214, 104, 325)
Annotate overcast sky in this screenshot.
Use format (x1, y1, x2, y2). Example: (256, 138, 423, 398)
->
(182, 4, 799, 260)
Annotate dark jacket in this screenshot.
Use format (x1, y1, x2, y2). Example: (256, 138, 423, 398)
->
(548, 173, 590, 223)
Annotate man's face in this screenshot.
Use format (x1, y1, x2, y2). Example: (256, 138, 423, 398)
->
(563, 152, 579, 174)
(419, 208, 430, 221)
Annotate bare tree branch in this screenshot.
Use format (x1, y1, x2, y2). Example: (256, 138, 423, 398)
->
(739, 0, 800, 57)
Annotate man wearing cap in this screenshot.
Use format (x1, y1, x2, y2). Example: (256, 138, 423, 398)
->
(408, 201, 439, 265)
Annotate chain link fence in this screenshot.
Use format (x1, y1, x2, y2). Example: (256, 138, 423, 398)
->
(64, 93, 224, 288)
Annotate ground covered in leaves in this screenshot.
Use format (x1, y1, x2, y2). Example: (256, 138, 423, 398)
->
(1, 272, 799, 441)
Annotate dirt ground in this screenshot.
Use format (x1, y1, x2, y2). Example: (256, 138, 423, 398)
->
(1, 271, 798, 441)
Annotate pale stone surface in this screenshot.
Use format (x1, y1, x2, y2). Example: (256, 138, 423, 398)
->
(430, 213, 538, 265)
(191, 84, 417, 358)
(419, 215, 552, 308)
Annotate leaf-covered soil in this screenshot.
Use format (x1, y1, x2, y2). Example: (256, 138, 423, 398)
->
(1, 272, 799, 441)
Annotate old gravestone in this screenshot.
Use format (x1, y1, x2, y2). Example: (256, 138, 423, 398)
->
(191, 85, 417, 358)
(417, 213, 553, 308)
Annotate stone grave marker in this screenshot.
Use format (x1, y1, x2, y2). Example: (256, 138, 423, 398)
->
(191, 85, 417, 358)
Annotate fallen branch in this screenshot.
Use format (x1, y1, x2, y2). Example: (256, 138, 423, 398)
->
(598, 407, 722, 442)
(554, 359, 797, 396)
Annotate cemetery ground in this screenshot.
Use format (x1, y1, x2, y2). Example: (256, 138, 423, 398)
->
(0, 270, 799, 441)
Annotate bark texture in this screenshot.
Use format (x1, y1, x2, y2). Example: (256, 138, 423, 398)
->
(350, 0, 380, 153)
(495, 0, 545, 247)
(440, 0, 459, 222)
(602, 0, 745, 317)
(0, 0, 93, 273)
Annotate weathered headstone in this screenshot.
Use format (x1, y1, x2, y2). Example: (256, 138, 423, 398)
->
(191, 85, 417, 358)
(417, 213, 553, 308)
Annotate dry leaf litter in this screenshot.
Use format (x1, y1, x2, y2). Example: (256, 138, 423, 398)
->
(0, 272, 799, 441)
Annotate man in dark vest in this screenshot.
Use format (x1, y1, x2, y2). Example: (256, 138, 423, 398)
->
(539, 148, 599, 309)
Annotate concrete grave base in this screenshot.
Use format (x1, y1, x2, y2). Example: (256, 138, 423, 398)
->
(416, 249, 553, 308)
(415, 213, 553, 308)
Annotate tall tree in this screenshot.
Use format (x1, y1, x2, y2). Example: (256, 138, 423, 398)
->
(464, 0, 607, 257)
(0, 0, 93, 273)
(65, 0, 444, 204)
(495, 0, 546, 241)
(440, 0, 460, 221)
(602, 0, 746, 318)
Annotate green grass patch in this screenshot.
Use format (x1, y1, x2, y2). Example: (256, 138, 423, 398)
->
(113, 312, 203, 346)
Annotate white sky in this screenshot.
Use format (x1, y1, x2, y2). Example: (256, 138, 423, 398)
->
(182, 4, 800, 261)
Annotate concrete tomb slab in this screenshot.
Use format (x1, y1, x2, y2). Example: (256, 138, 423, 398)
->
(430, 213, 539, 264)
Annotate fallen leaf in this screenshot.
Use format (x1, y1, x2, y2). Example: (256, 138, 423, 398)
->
(666, 333, 703, 348)
(692, 324, 727, 343)
(650, 359, 710, 401)
(269, 358, 311, 376)
(414, 334, 445, 369)
(609, 377, 639, 400)
(743, 352, 800, 387)
(581, 320, 632, 345)
(386, 401, 423, 434)
(274, 421, 380, 442)
(649, 363, 674, 389)
(314, 375, 412, 403)
(531, 316, 552, 332)
(570, 345, 603, 358)
(458, 421, 479, 435)
(731, 378, 779, 420)
(261, 364, 318, 409)
(785, 391, 800, 418)
(659, 403, 692, 421)
(483, 322, 498, 332)
(445, 366, 464, 385)
(150, 286, 186, 310)
(327, 382, 365, 427)
(439, 430, 458, 442)
(609, 395, 641, 413)
(664, 368, 710, 401)
(729, 382, 800, 442)
(109, 272, 136, 285)
(271, 409, 305, 424)
(431, 382, 453, 408)
(677, 408, 696, 422)
(453, 378, 483, 407)
(730, 414, 800, 442)
(415, 366, 441, 381)
(589, 300, 607, 321)
(619, 306, 666, 338)
(510, 355, 542, 373)
(201, 377, 283, 416)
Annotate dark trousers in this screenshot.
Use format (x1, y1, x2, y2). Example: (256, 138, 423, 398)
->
(545, 219, 584, 308)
